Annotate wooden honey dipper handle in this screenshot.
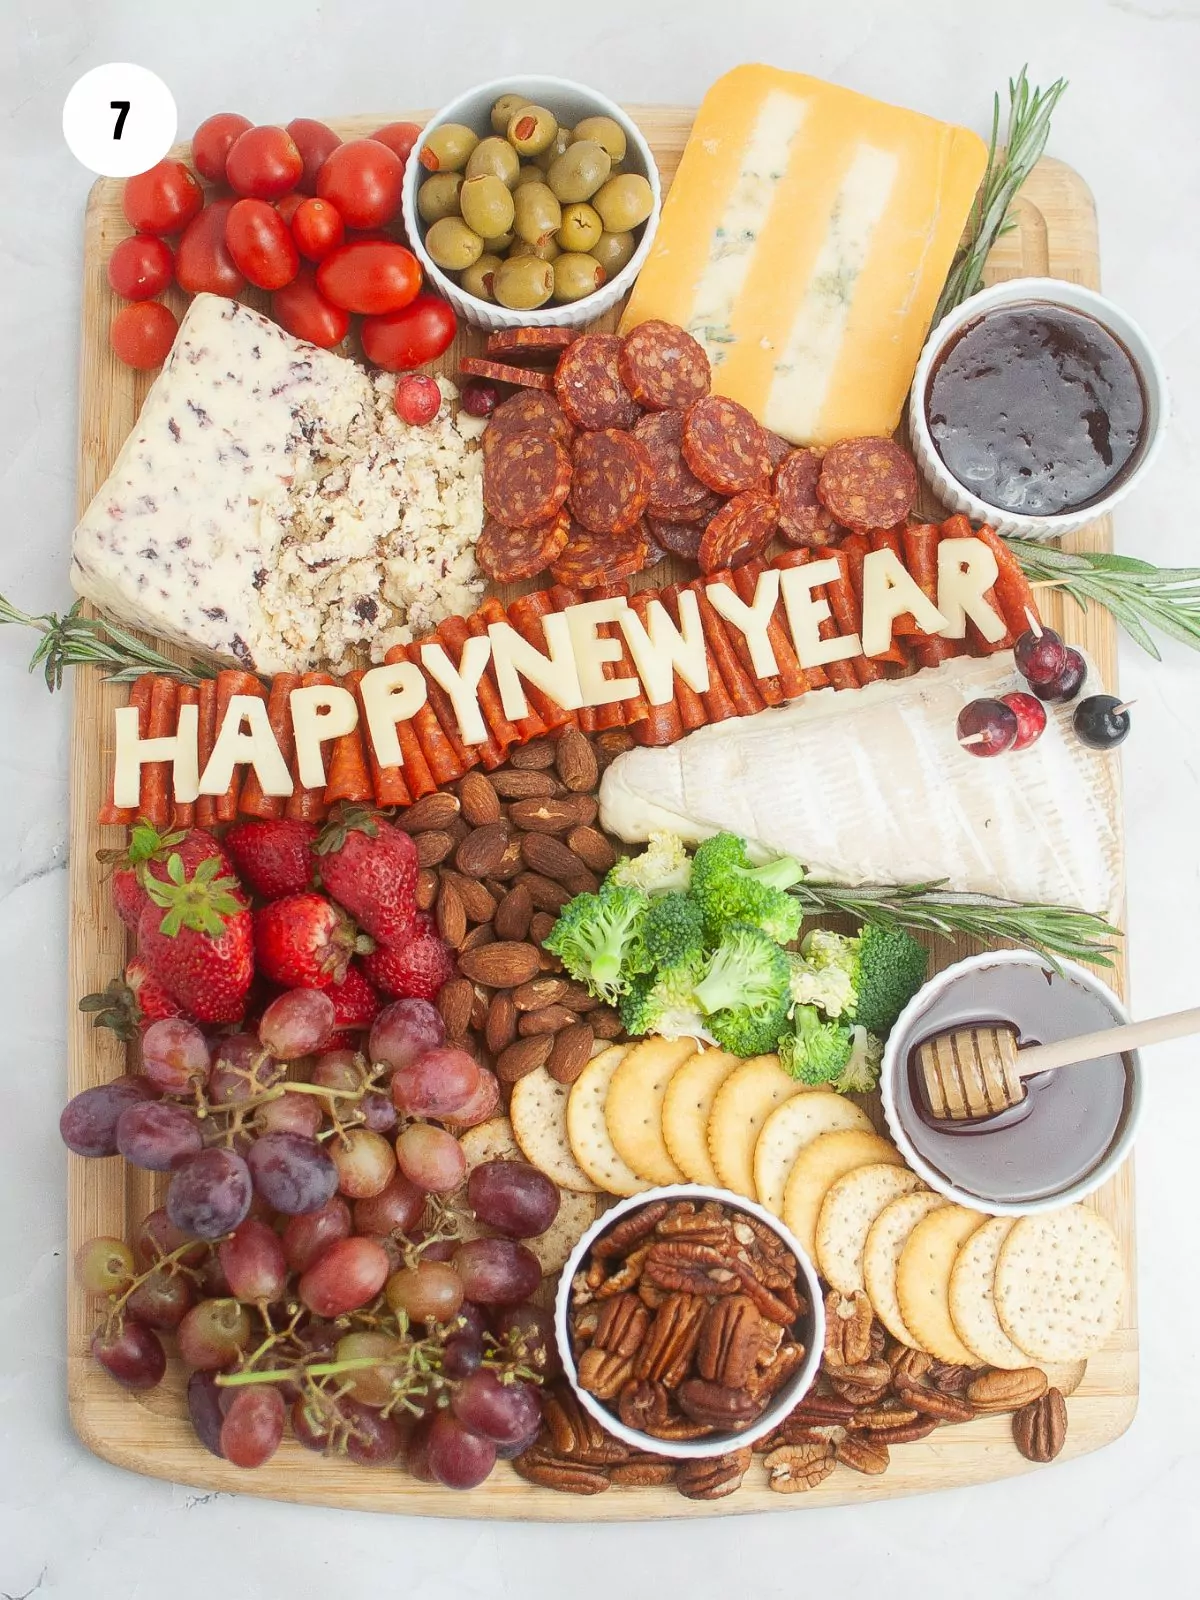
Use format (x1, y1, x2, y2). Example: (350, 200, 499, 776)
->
(1016, 1005, 1200, 1078)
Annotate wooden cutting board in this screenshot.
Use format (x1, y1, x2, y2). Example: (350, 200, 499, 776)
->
(66, 108, 1136, 1520)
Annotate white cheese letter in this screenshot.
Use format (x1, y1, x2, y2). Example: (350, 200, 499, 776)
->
(488, 616, 583, 722)
(114, 701, 201, 808)
(935, 537, 1008, 643)
(565, 598, 640, 708)
(289, 685, 359, 790)
(860, 548, 949, 657)
(616, 592, 710, 705)
(358, 663, 429, 769)
(198, 696, 292, 798)
(705, 571, 782, 679)
(419, 638, 491, 747)
(779, 561, 861, 667)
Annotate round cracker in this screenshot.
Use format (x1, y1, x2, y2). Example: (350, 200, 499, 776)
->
(566, 1046, 649, 1197)
(993, 1206, 1124, 1363)
(863, 1190, 949, 1349)
(510, 1066, 600, 1194)
(661, 1047, 740, 1188)
(754, 1092, 874, 1219)
(781, 1129, 903, 1264)
(458, 1116, 521, 1169)
(707, 1054, 806, 1200)
(948, 1216, 1030, 1369)
(895, 1205, 987, 1366)
(816, 1163, 925, 1296)
(605, 1037, 695, 1186)
(528, 1188, 600, 1276)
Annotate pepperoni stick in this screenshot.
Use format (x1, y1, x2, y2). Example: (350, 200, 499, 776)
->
(591, 582, 648, 731)
(689, 580, 765, 718)
(383, 646, 464, 788)
(902, 525, 963, 669)
(171, 684, 200, 829)
(436, 616, 507, 771)
(841, 532, 910, 669)
(348, 669, 413, 809)
(661, 584, 723, 727)
(867, 528, 922, 636)
(956, 519, 1040, 642)
(629, 590, 683, 746)
(826, 548, 885, 685)
(98, 674, 155, 827)
(139, 676, 178, 830)
(545, 584, 596, 734)
(476, 597, 549, 744)
(771, 550, 856, 692)
(730, 561, 808, 702)
(213, 670, 263, 824)
(468, 604, 540, 748)
(195, 677, 220, 830)
(705, 570, 784, 707)
(285, 671, 334, 823)
(324, 669, 376, 806)
(240, 671, 299, 820)
(408, 637, 482, 776)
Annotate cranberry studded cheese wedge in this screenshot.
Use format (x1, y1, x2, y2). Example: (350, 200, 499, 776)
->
(619, 66, 988, 446)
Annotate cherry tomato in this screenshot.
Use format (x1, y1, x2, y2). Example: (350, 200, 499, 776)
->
(107, 234, 174, 301)
(225, 198, 300, 290)
(191, 112, 253, 183)
(122, 160, 203, 235)
(110, 302, 178, 369)
(316, 139, 404, 229)
(272, 266, 351, 349)
(175, 197, 245, 296)
(361, 293, 457, 372)
(291, 197, 345, 262)
(226, 126, 303, 201)
(274, 192, 304, 225)
(370, 122, 422, 163)
(316, 240, 421, 315)
(394, 375, 442, 425)
(286, 118, 342, 195)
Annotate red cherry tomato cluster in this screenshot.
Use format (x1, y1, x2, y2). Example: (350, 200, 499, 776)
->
(107, 113, 459, 380)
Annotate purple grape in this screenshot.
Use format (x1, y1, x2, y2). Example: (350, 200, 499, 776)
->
(245, 1131, 338, 1215)
(259, 988, 336, 1059)
(495, 1424, 543, 1461)
(1014, 626, 1069, 687)
(343, 1400, 405, 1467)
(452, 1238, 541, 1306)
(59, 1076, 155, 1157)
(424, 1411, 497, 1490)
(1032, 647, 1087, 704)
(368, 998, 444, 1071)
(220, 1385, 286, 1468)
(956, 698, 1019, 759)
(187, 1370, 227, 1458)
(441, 1333, 483, 1380)
(450, 1369, 542, 1446)
(466, 1159, 560, 1238)
(359, 1090, 398, 1132)
(125, 1267, 194, 1330)
(491, 1302, 562, 1380)
(92, 1319, 166, 1390)
(140, 1018, 210, 1095)
(116, 1100, 205, 1171)
(167, 1147, 253, 1239)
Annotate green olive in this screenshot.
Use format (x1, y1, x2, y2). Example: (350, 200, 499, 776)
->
(419, 122, 479, 174)
(425, 216, 485, 272)
(572, 115, 627, 164)
(460, 253, 503, 302)
(482, 229, 514, 253)
(459, 174, 516, 240)
(532, 127, 572, 172)
(552, 251, 605, 303)
(512, 180, 562, 246)
(490, 93, 531, 136)
(510, 235, 561, 261)
(514, 163, 545, 189)
(465, 136, 521, 188)
(547, 139, 611, 203)
(593, 173, 654, 233)
(417, 172, 463, 224)
(557, 202, 603, 253)
(506, 103, 559, 157)
(591, 229, 637, 276)
(493, 254, 555, 310)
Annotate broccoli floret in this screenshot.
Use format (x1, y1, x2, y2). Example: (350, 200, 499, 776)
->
(692, 923, 792, 1058)
(836, 1026, 884, 1095)
(788, 949, 856, 1019)
(620, 958, 715, 1044)
(689, 833, 804, 945)
(851, 925, 929, 1037)
(632, 892, 706, 972)
(778, 1005, 854, 1086)
(606, 831, 693, 895)
(542, 883, 649, 1003)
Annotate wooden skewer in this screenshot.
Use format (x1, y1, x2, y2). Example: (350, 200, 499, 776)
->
(959, 732, 988, 748)
(1112, 700, 1137, 715)
(1024, 605, 1043, 636)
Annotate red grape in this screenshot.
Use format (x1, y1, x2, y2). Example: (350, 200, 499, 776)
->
(460, 379, 499, 418)
(384, 1260, 464, 1323)
(391, 1047, 480, 1118)
(405, 1416, 437, 1481)
(76, 1236, 135, 1295)
(246, 1131, 338, 1215)
(291, 1392, 334, 1452)
(167, 1147, 253, 1238)
(441, 1332, 483, 1379)
(956, 698, 1019, 758)
(92, 1320, 166, 1390)
(178, 1297, 253, 1369)
(125, 1266, 194, 1330)
(298, 1236, 390, 1316)
(330, 1127, 397, 1198)
(491, 1302, 562, 1380)
(219, 1218, 288, 1302)
(450, 1368, 542, 1446)
(467, 1159, 559, 1238)
(60, 1075, 155, 1157)
(359, 1090, 398, 1132)
(1014, 626, 1069, 686)
(352, 1169, 425, 1238)
(259, 988, 337, 1058)
(334, 1330, 405, 1407)
(134, 1206, 207, 1269)
(140, 1017, 211, 1096)
(452, 1238, 541, 1306)
(455, 1302, 488, 1343)
(344, 1402, 405, 1466)
(208, 1034, 282, 1105)
(310, 1048, 365, 1095)
(368, 998, 444, 1071)
(1032, 646, 1086, 704)
(1000, 690, 1048, 752)
(116, 1100, 204, 1171)
(395, 1123, 466, 1194)
(443, 1068, 500, 1131)
(495, 1425, 543, 1461)
(187, 1370, 227, 1457)
(281, 1194, 353, 1273)
(424, 1411, 497, 1490)
(256, 1089, 324, 1138)
(220, 1384, 286, 1468)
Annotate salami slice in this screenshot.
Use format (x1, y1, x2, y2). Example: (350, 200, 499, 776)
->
(619, 320, 711, 412)
(698, 488, 779, 573)
(775, 448, 842, 547)
(647, 516, 704, 561)
(569, 429, 652, 534)
(484, 390, 576, 453)
(460, 356, 555, 391)
(639, 519, 667, 570)
(554, 333, 641, 431)
(763, 430, 794, 471)
(483, 432, 572, 529)
(681, 396, 771, 494)
(633, 409, 711, 521)
(475, 512, 569, 583)
(816, 437, 919, 531)
(486, 326, 578, 358)
(550, 520, 648, 588)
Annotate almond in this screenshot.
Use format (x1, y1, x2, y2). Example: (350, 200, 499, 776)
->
(512, 975, 569, 1011)
(436, 976, 474, 1040)
(454, 822, 510, 878)
(469, 984, 490, 1031)
(416, 868, 439, 911)
(508, 797, 592, 834)
(568, 825, 617, 874)
(414, 829, 455, 868)
(555, 726, 598, 792)
(496, 1033, 554, 1084)
(436, 876, 467, 947)
(519, 1004, 578, 1036)
(490, 770, 558, 800)
(399, 792, 461, 832)
(529, 912, 558, 945)
(521, 833, 598, 894)
(539, 944, 564, 972)
(559, 980, 599, 1012)
(593, 728, 635, 768)
(443, 871, 497, 925)
(488, 835, 526, 881)
(457, 940, 541, 988)
(548, 1021, 595, 1084)
(459, 771, 502, 828)
(509, 738, 557, 770)
(590, 1005, 624, 1040)
(493, 883, 533, 942)
(485, 991, 518, 1054)
(517, 871, 572, 914)
(460, 924, 496, 954)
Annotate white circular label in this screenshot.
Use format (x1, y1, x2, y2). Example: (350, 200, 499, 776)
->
(62, 63, 178, 178)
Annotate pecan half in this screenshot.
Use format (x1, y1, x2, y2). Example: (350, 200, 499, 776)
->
(592, 1293, 649, 1359)
(826, 1359, 892, 1407)
(676, 1448, 753, 1500)
(609, 1459, 677, 1487)
(697, 1296, 762, 1388)
(745, 1339, 807, 1401)
(595, 1243, 652, 1297)
(577, 1346, 634, 1401)
(756, 1320, 785, 1368)
(865, 1416, 939, 1446)
(848, 1405, 920, 1433)
(618, 1378, 670, 1434)
(966, 1367, 1049, 1414)
(888, 1344, 933, 1384)
(635, 1294, 707, 1385)
(927, 1359, 979, 1395)
(677, 1377, 763, 1430)
(592, 1201, 669, 1257)
(1013, 1388, 1067, 1463)
(542, 1386, 629, 1465)
(512, 1446, 610, 1495)
(835, 1434, 891, 1475)
(893, 1376, 977, 1424)
(763, 1442, 835, 1493)
(732, 1259, 798, 1324)
(643, 1412, 713, 1442)
(824, 1289, 874, 1368)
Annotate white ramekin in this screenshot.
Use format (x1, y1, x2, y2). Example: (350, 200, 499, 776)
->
(554, 1183, 824, 1460)
(401, 76, 661, 333)
(908, 277, 1169, 539)
(880, 949, 1143, 1215)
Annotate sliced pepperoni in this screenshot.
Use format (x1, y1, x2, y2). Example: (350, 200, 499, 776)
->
(618, 320, 711, 412)
(550, 520, 649, 589)
(482, 432, 572, 529)
(633, 409, 711, 521)
(554, 333, 640, 431)
(639, 519, 667, 570)
(569, 429, 652, 534)
(763, 429, 794, 471)
(647, 516, 704, 561)
(698, 488, 779, 573)
(486, 326, 578, 358)
(459, 357, 555, 391)
(816, 437, 918, 531)
(475, 512, 569, 583)
(681, 396, 771, 494)
(484, 390, 576, 453)
(775, 447, 842, 548)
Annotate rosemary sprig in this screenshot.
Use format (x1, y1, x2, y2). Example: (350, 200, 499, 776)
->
(933, 67, 1069, 325)
(1009, 541, 1200, 660)
(791, 878, 1120, 970)
(0, 593, 215, 690)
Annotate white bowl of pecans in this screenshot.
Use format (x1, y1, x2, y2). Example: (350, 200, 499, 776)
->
(555, 1185, 824, 1460)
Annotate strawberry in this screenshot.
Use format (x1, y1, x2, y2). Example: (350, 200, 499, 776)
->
(78, 956, 186, 1041)
(253, 892, 370, 990)
(361, 923, 453, 1001)
(102, 821, 232, 932)
(136, 855, 253, 1025)
(314, 805, 418, 947)
(225, 819, 318, 901)
(328, 962, 383, 1031)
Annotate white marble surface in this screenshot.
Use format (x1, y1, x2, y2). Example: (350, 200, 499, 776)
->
(2, 0, 1198, 1593)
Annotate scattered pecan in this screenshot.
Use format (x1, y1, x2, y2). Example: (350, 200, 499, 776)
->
(893, 1377, 977, 1424)
(967, 1367, 1049, 1414)
(512, 1446, 610, 1495)
(835, 1434, 891, 1475)
(609, 1459, 677, 1488)
(826, 1359, 893, 1407)
(763, 1442, 835, 1493)
(824, 1289, 875, 1368)
(927, 1360, 979, 1396)
(675, 1449, 753, 1500)
(865, 1416, 939, 1446)
(848, 1405, 921, 1433)
(697, 1296, 762, 1388)
(592, 1294, 649, 1359)
(677, 1377, 763, 1430)
(1013, 1388, 1068, 1463)
(542, 1386, 629, 1465)
(577, 1347, 634, 1401)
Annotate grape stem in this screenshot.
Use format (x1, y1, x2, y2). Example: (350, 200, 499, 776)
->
(99, 1238, 217, 1335)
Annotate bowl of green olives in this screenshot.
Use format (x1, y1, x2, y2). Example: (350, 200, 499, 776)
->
(401, 75, 661, 331)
